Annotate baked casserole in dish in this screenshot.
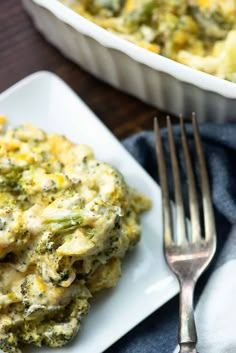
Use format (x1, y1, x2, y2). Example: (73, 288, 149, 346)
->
(61, 0, 236, 82)
(22, 0, 236, 121)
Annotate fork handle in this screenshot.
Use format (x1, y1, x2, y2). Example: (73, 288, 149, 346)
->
(178, 280, 198, 353)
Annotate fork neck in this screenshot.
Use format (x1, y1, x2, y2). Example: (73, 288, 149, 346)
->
(179, 343, 198, 353)
(178, 279, 198, 351)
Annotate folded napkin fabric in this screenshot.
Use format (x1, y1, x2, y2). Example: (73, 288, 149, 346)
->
(105, 123, 236, 353)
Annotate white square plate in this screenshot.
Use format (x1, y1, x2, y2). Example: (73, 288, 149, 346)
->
(0, 71, 178, 353)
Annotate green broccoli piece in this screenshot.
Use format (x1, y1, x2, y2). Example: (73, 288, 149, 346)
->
(92, 0, 124, 15)
(125, 0, 156, 28)
(18, 297, 90, 348)
(43, 212, 83, 234)
(0, 334, 21, 353)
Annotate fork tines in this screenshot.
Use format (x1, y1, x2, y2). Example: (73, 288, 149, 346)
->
(154, 115, 216, 245)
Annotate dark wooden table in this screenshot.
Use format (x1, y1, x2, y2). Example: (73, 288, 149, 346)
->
(0, 0, 170, 140)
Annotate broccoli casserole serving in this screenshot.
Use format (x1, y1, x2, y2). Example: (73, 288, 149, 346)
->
(61, 0, 236, 82)
(0, 118, 150, 353)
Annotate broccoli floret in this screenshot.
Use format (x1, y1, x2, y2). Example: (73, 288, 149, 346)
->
(0, 334, 21, 353)
(21, 275, 90, 318)
(18, 297, 89, 348)
(92, 0, 124, 15)
(0, 279, 91, 351)
(125, 0, 156, 28)
(0, 304, 25, 353)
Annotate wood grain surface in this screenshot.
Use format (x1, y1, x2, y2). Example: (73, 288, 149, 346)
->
(0, 0, 172, 139)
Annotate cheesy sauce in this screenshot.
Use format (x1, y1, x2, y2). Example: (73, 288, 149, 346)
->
(61, 0, 236, 82)
(0, 120, 150, 352)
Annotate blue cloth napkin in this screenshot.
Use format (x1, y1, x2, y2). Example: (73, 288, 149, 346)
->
(105, 123, 236, 353)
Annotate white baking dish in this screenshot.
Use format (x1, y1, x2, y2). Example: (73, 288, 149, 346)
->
(22, 0, 236, 122)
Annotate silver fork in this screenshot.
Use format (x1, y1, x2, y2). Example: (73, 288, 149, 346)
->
(154, 115, 216, 353)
